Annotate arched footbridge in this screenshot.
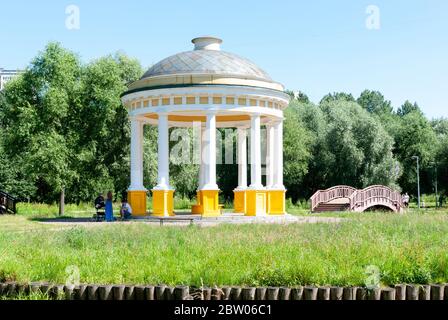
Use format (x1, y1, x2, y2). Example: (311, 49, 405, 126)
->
(310, 185, 403, 213)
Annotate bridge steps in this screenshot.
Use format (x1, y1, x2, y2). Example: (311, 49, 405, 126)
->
(313, 203, 349, 213)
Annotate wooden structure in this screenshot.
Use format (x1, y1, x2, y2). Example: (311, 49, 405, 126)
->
(0, 191, 17, 214)
(1, 280, 445, 300)
(310, 185, 403, 213)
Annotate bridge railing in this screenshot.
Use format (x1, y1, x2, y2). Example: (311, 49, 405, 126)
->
(311, 185, 403, 213)
(310, 186, 357, 212)
(0, 191, 18, 214)
(349, 185, 402, 212)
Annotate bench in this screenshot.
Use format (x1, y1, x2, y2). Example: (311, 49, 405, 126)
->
(158, 217, 196, 226)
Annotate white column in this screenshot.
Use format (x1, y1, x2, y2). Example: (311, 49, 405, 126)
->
(273, 119, 285, 190)
(266, 123, 275, 189)
(129, 117, 146, 191)
(249, 114, 263, 189)
(192, 121, 204, 190)
(154, 113, 171, 190)
(198, 123, 206, 189)
(201, 112, 219, 190)
(236, 127, 247, 190)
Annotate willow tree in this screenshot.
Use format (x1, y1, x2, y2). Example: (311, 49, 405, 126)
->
(1, 43, 144, 208)
(1, 43, 81, 213)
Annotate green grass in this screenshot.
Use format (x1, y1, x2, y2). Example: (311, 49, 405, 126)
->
(0, 291, 52, 300)
(16, 202, 94, 218)
(1, 208, 448, 288)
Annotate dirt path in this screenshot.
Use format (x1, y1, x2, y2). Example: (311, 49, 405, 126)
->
(33, 215, 343, 228)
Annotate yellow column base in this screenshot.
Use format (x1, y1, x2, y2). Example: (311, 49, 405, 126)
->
(151, 189, 175, 217)
(127, 190, 148, 216)
(245, 190, 267, 216)
(196, 190, 221, 217)
(267, 190, 286, 215)
(233, 190, 247, 214)
(191, 191, 203, 215)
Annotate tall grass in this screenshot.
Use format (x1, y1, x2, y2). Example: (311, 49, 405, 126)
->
(17, 202, 94, 218)
(174, 196, 196, 210)
(0, 291, 52, 300)
(1, 210, 448, 287)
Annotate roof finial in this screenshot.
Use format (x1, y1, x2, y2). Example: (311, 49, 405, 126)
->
(192, 36, 222, 51)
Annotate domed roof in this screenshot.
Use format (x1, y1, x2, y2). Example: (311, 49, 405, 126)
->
(125, 37, 286, 93)
(140, 37, 273, 82)
(141, 50, 272, 82)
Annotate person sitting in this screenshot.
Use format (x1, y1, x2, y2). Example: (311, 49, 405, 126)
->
(105, 191, 115, 222)
(120, 199, 133, 221)
(92, 193, 106, 221)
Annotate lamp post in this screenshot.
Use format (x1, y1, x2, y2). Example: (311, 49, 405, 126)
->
(412, 156, 421, 209)
(431, 162, 438, 209)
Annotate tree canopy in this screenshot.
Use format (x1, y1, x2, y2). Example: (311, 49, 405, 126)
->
(0, 43, 143, 203)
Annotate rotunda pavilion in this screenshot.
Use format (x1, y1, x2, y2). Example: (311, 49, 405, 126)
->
(121, 36, 290, 217)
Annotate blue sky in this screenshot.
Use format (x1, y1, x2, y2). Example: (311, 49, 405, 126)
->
(1, 0, 447, 118)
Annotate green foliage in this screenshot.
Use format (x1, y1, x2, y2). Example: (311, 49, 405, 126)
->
(357, 90, 393, 114)
(320, 92, 355, 104)
(1, 43, 80, 202)
(291, 97, 401, 197)
(0, 131, 34, 197)
(283, 101, 313, 201)
(435, 135, 448, 197)
(285, 89, 310, 103)
(143, 126, 158, 190)
(291, 101, 330, 196)
(71, 52, 143, 202)
(397, 100, 422, 117)
(432, 118, 448, 136)
(394, 111, 437, 194)
(322, 100, 399, 188)
(169, 127, 200, 198)
(173, 196, 196, 210)
(0, 43, 143, 203)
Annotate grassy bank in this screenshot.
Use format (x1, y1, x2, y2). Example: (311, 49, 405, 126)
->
(1, 210, 448, 287)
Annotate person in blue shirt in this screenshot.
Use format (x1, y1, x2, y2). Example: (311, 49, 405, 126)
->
(105, 191, 115, 222)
